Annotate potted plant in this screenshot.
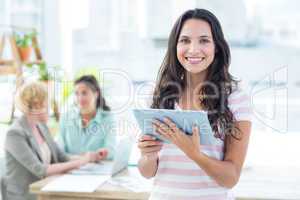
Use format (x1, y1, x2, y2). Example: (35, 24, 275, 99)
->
(37, 61, 52, 81)
(25, 61, 53, 81)
(14, 30, 37, 62)
(37, 62, 61, 121)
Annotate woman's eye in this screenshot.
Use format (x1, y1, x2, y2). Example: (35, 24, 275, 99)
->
(200, 39, 210, 44)
(179, 38, 189, 43)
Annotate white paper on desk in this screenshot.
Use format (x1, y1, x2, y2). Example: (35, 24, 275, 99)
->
(69, 162, 113, 175)
(108, 177, 153, 193)
(42, 175, 110, 193)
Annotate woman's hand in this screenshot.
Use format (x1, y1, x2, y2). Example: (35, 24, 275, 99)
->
(137, 135, 163, 160)
(96, 148, 108, 160)
(153, 118, 202, 161)
(76, 152, 93, 167)
(82, 151, 99, 163)
(137, 135, 162, 178)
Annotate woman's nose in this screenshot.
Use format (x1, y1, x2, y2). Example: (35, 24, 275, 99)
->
(188, 42, 201, 53)
(76, 95, 83, 102)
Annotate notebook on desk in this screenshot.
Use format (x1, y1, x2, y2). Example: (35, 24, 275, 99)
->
(70, 137, 133, 176)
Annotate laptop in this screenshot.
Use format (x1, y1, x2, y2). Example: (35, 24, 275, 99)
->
(70, 137, 133, 176)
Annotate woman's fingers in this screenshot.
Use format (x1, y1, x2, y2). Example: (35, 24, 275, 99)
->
(152, 120, 170, 134)
(138, 135, 163, 157)
(97, 149, 108, 160)
(192, 125, 200, 143)
(163, 117, 179, 132)
(153, 119, 181, 143)
(141, 145, 162, 154)
(138, 140, 162, 149)
(83, 152, 95, 163)
(139, 134, 156, 141)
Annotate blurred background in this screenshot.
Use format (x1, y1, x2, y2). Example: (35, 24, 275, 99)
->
(0, 0, 300, 197)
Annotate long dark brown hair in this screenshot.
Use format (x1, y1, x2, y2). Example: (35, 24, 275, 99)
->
(151, 8, 239, 140)
(75, 75, 110, 111)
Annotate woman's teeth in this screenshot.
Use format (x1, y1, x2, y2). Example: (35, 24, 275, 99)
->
(186, 57, 204, 64)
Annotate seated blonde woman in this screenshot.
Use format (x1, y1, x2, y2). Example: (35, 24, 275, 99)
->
(1, 82, 102, 200)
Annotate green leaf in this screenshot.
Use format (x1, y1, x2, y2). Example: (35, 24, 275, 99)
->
(14, 30, 37, 48)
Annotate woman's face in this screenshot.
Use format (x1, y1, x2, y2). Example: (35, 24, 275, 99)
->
(176, 18, 215, 75)
(75, 82, 98, 113)
(27, 101, 49, 123)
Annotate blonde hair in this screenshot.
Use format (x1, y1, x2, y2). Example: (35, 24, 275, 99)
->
(15, 81, 48, 114)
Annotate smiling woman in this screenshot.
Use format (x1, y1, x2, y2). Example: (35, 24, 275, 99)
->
(176, 19, 215, 75)
(137, 8, 252, 200)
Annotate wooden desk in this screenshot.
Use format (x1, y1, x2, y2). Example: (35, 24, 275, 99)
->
(30, 166, 300, 200)
(30, 167, 151, 200)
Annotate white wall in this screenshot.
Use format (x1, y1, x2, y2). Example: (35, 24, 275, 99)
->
(43, 0, 62, 67)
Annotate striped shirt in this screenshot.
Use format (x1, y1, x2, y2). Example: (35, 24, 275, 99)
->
(149, 88, 252, 200)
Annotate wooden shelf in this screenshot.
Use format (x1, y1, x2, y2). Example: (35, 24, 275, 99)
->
(24, 60, 44, 65)
(0, 60, 44, 66)
(0, 66, 17, 75)
(0, 60, 15, 65)
(0, 29, 43, 123)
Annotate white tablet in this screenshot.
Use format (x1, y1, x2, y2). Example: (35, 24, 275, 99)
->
(133, 108, 214, 143)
